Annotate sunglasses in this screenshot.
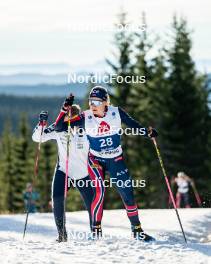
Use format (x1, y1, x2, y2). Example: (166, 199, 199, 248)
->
(89, 99, 103, 106)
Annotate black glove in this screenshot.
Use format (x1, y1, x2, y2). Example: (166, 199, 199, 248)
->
(148, 126, 158, 138)
(39, 111, 48, 125)
(62, 94, 74, 111)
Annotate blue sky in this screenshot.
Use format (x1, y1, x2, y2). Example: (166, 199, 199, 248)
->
(0, 0, 211, 72)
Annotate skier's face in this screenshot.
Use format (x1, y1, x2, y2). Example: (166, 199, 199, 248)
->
(27, 186, 32, 192)
(89, 97, 107, 117)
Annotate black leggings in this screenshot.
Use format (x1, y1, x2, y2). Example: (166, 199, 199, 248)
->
(52, 169, 94, 234)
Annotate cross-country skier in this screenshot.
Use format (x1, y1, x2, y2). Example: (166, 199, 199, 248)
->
(32, 105, 94, 242)
(174, 171, 193, 208)
(55, 86, 158, 242)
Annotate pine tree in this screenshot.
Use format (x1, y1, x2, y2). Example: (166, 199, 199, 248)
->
(0, 140, 6, 212)
(106, 11, 134, 108)
(129, 14, 168, 208)
(148, 53, 170, 207)
(162, 16, 210, 206)
(12, 115, 33, 212)
(37, 142, 57, 212)
(0, 121, 14, 212)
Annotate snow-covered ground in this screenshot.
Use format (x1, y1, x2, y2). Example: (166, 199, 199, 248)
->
(1, 209, 211, 264)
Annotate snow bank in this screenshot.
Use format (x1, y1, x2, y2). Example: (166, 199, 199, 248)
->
(1, 209, 211, 264)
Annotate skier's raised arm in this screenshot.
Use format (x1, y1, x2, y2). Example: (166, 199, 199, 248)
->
(55, 94, 85, 132)
(32, 111, 57, 143)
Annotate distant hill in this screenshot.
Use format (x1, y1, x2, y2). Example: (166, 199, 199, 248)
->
(0, 83, 88, 97)
(0, 74, 68, 86)
(0, 72, 95, 86)
(0, 95, 84, 134)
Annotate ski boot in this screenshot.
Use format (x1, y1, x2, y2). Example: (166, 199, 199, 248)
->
(132, 224, 155, 242)
(56, 230, 68, 243)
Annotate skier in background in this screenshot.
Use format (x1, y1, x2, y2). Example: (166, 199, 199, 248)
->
(32, 105, 94, 243)
(23, 183, 40, 213)
(55, 86, 158, 242)
(173, 171, 194, 208)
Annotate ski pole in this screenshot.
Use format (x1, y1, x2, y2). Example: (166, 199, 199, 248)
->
(63, 106, 71, 240)
(23, 123, 44, 239)
(152, 138, 187, 244)
(191, 183, 202, 207)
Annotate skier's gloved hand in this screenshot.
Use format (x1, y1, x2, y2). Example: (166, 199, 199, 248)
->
(62, 94, 74, 112)
(148, 126, 158, 138)
(39, 111, 48, 126)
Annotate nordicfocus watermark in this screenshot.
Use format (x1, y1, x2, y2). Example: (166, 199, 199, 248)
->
(68, 178, 146, 189)
(69, 126, 147, 137)
(68, 230, 147, 241)
(67, 23, 146, 33)
(67, 73, 146, 84)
